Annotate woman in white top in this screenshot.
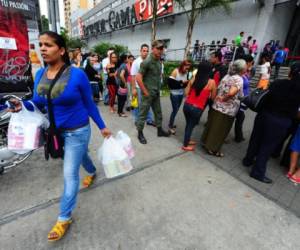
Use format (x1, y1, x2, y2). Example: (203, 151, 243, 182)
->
(168, 60, 192, 134)
(257, 54, 271, 89)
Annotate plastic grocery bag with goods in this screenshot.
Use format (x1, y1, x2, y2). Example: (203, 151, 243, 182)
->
(115, 130, 135, 159)
(7, 102, 49, 154)
(98, 136, 133, 178)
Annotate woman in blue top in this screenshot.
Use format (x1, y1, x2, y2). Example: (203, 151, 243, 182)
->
(9, 31, 111, 241)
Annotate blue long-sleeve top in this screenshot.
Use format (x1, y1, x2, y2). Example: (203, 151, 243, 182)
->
(25, 66, 106, 130)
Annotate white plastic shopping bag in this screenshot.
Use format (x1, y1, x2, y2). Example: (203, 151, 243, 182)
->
(98, 136, 133, 178)
(8, 101, 49, 154)
(115, 130, 135, 159)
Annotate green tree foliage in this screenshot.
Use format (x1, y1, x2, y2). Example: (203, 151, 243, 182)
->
(41, 15, 49, 32)
(68, 38, 87, 50)
(60, 27, 69, 45)
(175, 0, 233, 59)
(60, 28, 86, 49)
(93, 42, 129, 58)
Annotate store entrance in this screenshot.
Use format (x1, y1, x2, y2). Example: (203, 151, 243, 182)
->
(285, 5, 300, 57)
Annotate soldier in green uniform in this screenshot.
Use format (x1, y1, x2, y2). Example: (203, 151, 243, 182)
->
(135, 40, 170, 144)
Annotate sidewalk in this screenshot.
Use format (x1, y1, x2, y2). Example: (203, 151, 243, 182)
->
(0, 98, 300, 249)
(158, 97, 300, 217)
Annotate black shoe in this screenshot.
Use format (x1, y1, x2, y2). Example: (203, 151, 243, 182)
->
(242, 158, 254, 167)
(250, 174, 273, 184)
(126, 107, 131, 112)
(157, 127, 170, 137)
(146, 121, 156, 127)
(138, 131, 147, 144)
(234, 137, 245, 143)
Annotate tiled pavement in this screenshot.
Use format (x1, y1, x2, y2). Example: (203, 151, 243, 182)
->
(160, 97, 300, 217)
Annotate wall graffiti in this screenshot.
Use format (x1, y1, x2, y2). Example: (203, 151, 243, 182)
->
(0, 0, 34, 92)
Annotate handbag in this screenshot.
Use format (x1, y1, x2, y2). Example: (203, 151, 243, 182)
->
(167, 77, 184, 90)
(44, 64, 68, 160)
(118, 86, 128, 95)
(242, 87, 270, 112)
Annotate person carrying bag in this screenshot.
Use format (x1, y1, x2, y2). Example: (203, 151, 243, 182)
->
(44, 64, 68, 160)
(8, 31, 112, 242)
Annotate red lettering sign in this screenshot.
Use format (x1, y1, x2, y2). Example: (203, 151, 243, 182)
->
(134, 0, 173, 22)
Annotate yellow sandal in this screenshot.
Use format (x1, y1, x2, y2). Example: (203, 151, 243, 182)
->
(82, 174, 96, 188)
(47, 219, 72, 242)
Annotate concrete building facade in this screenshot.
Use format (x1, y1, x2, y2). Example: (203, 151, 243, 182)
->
(71, 0, 300, 60)
(64, 0, 97, 33)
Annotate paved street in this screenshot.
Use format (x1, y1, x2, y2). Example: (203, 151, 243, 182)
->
(0, 97, 300, 250)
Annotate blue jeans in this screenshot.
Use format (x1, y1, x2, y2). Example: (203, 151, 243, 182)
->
(132, 88, 153, 123)
(103, 74, 109, 104)
(58, 124, 96, 221)
(183, 103, 203, 147)
(169, 93, 183, 128)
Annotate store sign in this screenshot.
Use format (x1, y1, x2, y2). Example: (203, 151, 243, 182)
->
(134, 0, 173, 22)
(84, 0, 173, 38)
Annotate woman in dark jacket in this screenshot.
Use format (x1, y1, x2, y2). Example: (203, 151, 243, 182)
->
(243, 62, 300, 183)
(84, 53, 102, 102)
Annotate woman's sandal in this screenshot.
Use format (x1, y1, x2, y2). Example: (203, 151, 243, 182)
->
(182, 145, 195, 151)
(169, 128, 176, 135)
(207, 150, 224, 157)
(82, 174, 96, 188)
(47, 219, 72, 242)
(188, 140, 197, 146)
(118, 113, 128, 117)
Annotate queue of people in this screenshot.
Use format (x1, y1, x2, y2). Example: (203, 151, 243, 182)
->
(4, 28, 300, 243)
(167, 47, 300, 186)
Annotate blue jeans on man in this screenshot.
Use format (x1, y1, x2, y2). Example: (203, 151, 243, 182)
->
(103, 73, 109, 104)
(132, 87, 154, 123)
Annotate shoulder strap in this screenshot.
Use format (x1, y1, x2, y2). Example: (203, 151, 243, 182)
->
(47, 64, 68, 129)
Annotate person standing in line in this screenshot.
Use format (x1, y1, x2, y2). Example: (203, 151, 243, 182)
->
(125, 55, 134, 111)
(102, 48, 114, 105)
(192, 40, 200, 60)
(84, 53, 102, 102)
(168, 60, 192, 135)
(135, 40, 170, 144)
(182, 62, 217, 151)
(199, 42, 206, 61)
(235, 31, 245, 47)
(131, 44, 155, 126)
(209, 40, 216, 53)
(234, 55, 254, 142)
(70, 50, 82, 68)
(243, 62, 300, 184)
(220, 38, 228, 62)
(209, 51, 228, 88)
(116, 54, 129, 117)
(272, 46, 287, 80)
(250, 39, 258, 57)
(257, 53, 271, 89)
(106, 52, 118, 113)
(8, 31, 111, 241)
(94, 54, 104, 100)
(201, 59, 246, 157)
(243, 36, 252, 54)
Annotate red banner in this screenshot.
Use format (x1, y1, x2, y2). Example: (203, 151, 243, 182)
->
(0, 3, 32, 92)
(134, 0, 173, 22)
